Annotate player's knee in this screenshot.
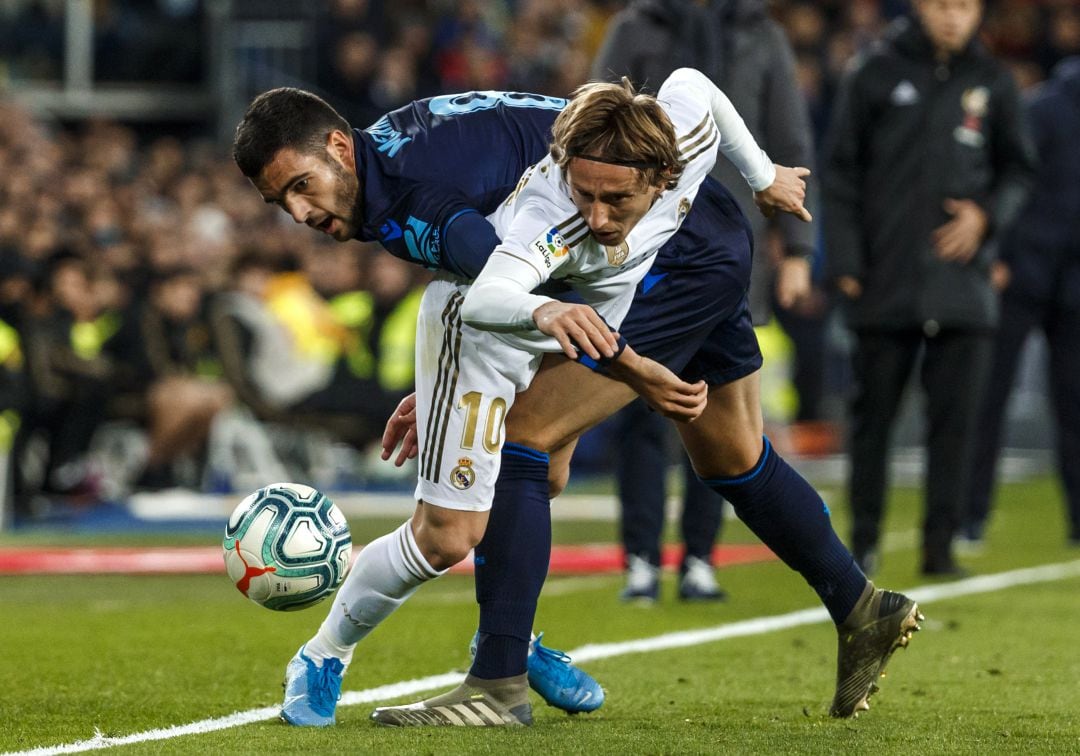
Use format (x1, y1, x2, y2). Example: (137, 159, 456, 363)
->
(421, 537, 473, 571)
(412, 506, 486, 570)
(690, 435, 765, 479)
(415, 527, 476, 571)
(505, 428, 557, 453)
(505, 414, 565, 453)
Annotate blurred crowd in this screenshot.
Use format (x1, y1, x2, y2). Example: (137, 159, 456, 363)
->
(0, 104, 426, 510)
(6, 1, 1077, 114)
(1, 0, 1078, 516)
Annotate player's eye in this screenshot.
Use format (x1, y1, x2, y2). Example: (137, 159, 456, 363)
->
(294, 179, 309, 191)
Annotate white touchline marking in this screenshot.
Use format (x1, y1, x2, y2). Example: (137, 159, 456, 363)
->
(10, 559, 1080, 756)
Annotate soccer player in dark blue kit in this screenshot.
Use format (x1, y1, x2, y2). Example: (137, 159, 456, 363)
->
(234, 79, 920, 726)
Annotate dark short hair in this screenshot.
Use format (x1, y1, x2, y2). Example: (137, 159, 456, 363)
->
(233, 88, 351, 178)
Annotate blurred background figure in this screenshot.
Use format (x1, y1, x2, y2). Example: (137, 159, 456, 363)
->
(16, 252, 114, 509)
(591, 0, 817, 602)
(823, 0, 1035, 576)
(114, 265, 234, 491)
(613, 400, 725, 602)
(964, 56, 1080, 549)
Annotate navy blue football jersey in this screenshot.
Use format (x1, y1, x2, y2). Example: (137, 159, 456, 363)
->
(352, 91, 566, 279)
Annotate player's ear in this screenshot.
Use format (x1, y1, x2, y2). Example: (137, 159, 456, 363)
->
(326, 129, 355, 170)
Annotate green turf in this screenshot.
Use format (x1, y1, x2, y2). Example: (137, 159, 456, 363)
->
(1, 477, 1078, 754)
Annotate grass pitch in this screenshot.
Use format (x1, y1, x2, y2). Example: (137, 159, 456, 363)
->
(2, 477, 1079, 755)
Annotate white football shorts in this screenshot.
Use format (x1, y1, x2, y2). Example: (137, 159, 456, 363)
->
(413, 274, 542, 511)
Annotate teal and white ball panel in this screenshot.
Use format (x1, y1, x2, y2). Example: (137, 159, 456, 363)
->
(222, 482, 352, 611)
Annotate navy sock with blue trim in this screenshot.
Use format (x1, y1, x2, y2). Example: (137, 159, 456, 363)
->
(702, 438, 867, 623)
(470, 443, 551, 680)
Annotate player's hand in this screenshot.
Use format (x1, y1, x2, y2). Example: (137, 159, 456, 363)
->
(609, 348, 708, 422)
(381, 392, 419, 467)
(933, 198, 988, 263)
(533, 301, 620, 361)
(754, 165, 812, 222)
(775, 256, 812, 310)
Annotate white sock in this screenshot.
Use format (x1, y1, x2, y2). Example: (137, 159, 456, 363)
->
(305, 520, 444, 667)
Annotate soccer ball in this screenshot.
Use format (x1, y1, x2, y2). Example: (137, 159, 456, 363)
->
(223, 482, 352, 611)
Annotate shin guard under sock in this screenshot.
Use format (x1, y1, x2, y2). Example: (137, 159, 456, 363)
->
(471, 443, 551, 680)
(702, 438, 867, 623)
(307, 520, 443, 667)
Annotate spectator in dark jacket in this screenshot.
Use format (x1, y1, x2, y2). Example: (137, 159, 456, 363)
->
(591, 0, 818, 601)
(17, 252, 113, 505)
(964, 56, 1080, 547)
(823, 0, 1035, 576)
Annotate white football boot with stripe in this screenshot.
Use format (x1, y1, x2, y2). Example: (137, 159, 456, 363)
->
(371, 675, 532, 727)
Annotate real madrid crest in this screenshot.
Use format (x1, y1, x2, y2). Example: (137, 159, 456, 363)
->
(677, 197, 692, 225)
(604, 241, 629, 266)
(450, 457, 476, 490)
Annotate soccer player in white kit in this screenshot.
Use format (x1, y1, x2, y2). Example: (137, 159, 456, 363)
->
(411, 67, 785, 516)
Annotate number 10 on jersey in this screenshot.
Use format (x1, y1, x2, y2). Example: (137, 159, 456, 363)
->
(458, 391, 507, 453)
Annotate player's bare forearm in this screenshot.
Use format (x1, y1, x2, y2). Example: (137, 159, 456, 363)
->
(607, 346, 707, 422)
(754, 165, 812, 222)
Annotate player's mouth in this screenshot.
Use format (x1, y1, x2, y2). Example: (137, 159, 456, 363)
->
(593, 230, 621, 244)
(315, 217, 336, 234)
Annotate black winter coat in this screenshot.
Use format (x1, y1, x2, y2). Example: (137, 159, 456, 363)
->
(822, 17, 1035, 331)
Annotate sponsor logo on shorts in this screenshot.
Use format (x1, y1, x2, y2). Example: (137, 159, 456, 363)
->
(450, 457, 476, 490)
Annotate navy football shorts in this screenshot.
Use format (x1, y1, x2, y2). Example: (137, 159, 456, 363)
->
(618, 176, 762, 386)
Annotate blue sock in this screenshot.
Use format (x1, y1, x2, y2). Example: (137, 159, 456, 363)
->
(702, 438, 867, 623)
(470, 443, 551, 680)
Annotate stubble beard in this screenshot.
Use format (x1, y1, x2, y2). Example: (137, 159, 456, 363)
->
(329, 157, 363, 238)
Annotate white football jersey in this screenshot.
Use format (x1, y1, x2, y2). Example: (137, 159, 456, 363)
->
(467, 67, 773, 354)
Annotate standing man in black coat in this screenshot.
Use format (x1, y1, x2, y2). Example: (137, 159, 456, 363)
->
(964, 56, 1080, 547)
(823, 0, 1035, 575)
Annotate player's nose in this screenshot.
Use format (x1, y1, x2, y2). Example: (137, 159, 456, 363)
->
(586, 203, 609, 230)
(284, 198, 310, 224)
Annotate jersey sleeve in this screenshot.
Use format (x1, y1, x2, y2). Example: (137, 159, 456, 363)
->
(388, 185, 508, 278)
(459, 189, 572, 331)
(441, 209, 500, 279)
(459, 249, 554, 332)
(659, 67, 775, 191)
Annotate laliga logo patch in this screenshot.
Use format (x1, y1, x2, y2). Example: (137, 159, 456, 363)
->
(531, 227, 569, 269)
(450, 457, 476, 490)
(954, 86, 989, 148)
(545, 228, 570, 258)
